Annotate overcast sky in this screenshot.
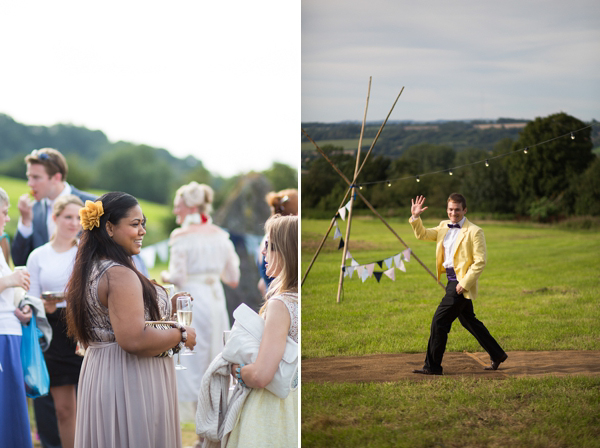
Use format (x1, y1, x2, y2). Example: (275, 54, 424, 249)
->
(0, 1, 299, 177)
(302, 0, 600, 123)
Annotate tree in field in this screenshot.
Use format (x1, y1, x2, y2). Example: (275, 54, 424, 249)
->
(94, 145, 175, 204)
(574, 156, 600, 216)
(459, 139, 516, 215)
(505, 113, 594, 215)
(261, 162, 298, 192)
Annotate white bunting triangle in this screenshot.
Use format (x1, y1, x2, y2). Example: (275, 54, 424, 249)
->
(351, 258, 359, 267)
(384, 257, 393, 269)
(347, 266, 355, 278)
(356, 266, 364, 278)
(346, 202, 352, 213)
(403, 248, 411, 262)
(333, 227, 342, 240)
(338, 207, 346, 221)
(366, 263, 375, 276)
(397, 259, 406, 272)
(361, 268, 369, 282)
(346, 250, 353, 260)
(383, 267, 395, 281)
(394, 254, 402, 268)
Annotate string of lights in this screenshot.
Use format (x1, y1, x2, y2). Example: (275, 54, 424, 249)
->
(354, 123, 598, 189)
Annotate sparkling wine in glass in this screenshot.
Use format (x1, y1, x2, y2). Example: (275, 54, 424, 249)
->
(177, 294, 194, 356)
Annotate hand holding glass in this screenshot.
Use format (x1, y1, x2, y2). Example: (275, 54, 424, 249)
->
(177, 294, 194, 355)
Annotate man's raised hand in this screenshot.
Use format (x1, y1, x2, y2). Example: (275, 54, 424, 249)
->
(411, 195, 428, 219)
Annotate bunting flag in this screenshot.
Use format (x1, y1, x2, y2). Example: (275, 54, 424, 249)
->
(154, 240, 170, 263)
(383, 267, 395, 281)
(356, 265, 364, 278)
(366, 263, 375, 276)
(345, 202, 352, 214)
(333, 227, 342, 240)
(397, 259, 406, 272)
(384, 257, 393, 269)
(139, 245, 156, 270)
(361, 268, 369, 282)
(331, 219, 415, 283)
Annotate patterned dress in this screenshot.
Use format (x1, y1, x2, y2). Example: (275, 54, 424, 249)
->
(226, 292, 299, 447)
(74, 260, 181, 448)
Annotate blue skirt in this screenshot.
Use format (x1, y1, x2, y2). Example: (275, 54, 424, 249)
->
(0, 334, 33, 448)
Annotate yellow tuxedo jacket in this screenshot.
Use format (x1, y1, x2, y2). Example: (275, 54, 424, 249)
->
(409, 217, 486, 299)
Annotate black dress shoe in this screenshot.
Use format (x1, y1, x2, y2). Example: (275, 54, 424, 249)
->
(412, 368, 443, 376)
(484, 353, 508, 371)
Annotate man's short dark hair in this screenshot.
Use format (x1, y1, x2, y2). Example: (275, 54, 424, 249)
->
(447, 193, 467, 210)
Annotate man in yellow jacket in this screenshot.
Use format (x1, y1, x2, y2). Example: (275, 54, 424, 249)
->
(409, 193, 507, 375)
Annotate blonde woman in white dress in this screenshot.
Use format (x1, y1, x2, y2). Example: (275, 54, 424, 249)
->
(162, 182, 240, 427)
(228, 214, 298, 447)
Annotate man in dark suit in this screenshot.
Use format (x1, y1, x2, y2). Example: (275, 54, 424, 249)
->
(12, 148, 96, 266)
(12, 148, 95, 448)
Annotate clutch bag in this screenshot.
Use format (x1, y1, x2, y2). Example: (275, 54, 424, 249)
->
(145, 320, 179, 358)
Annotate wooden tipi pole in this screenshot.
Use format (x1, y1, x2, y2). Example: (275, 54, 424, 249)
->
(335, 77, 371, 303)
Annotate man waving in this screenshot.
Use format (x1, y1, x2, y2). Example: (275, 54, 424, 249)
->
(409, 193, 507, 375)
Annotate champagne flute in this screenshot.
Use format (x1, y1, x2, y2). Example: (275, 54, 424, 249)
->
(170, 288, 186, 370)
(174, 319, 187, 370)
(177, 294, 194, 356)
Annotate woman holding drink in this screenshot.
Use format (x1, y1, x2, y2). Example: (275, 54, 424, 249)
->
(66, 192, 196, 448)
(26, 194, 84, 448)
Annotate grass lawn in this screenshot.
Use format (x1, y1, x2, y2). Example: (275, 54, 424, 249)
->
(301, 217, 600, 447)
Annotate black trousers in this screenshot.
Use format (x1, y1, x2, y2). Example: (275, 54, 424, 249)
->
(423, 281, 506, 373)
(33, 393, 62, 448)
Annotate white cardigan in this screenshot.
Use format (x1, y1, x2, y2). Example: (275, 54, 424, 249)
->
(195, 353, 251, 448)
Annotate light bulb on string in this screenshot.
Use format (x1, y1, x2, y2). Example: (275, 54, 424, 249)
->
(387, 180, 392, 187)
(359, 185, 363, 190)
(485, 159, 489, 167)
(571, 132, 575, 140)
(449, 170, 453, 176)
(524, 147, 529, 154)
(416, 175, 420, 183)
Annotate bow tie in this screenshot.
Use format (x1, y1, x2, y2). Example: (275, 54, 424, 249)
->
(448, 223, 461, 229)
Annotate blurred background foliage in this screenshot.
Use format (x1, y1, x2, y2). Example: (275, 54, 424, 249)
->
(302, 112, 599, 223)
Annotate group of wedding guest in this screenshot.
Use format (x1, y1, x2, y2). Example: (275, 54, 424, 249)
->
(1, 146, 299, 448)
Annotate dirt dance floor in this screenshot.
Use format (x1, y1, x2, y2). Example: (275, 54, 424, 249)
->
(301, 350, 600, 382)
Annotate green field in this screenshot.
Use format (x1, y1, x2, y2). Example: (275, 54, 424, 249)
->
(301, 138, 375, 152)
(301, 217, 600, 447)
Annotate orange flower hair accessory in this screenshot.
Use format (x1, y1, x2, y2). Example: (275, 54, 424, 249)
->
(80, 200, 104, 231)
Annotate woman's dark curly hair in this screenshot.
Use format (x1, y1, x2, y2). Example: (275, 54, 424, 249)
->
(66, 192, 161, 345)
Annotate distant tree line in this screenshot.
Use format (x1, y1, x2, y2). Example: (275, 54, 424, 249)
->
(302, 113, 599, 221)
(0, 113, 297, 207)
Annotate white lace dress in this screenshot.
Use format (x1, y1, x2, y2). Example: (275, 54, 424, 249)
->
(165, 224, 240, 421)
(226, 292, 299, 448)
